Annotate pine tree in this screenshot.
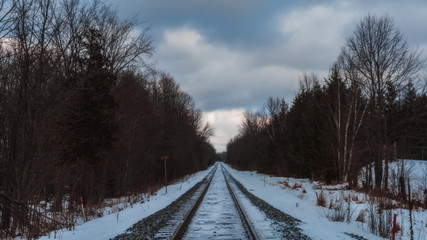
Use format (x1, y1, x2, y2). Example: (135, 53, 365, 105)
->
(64, 28, 118, 204)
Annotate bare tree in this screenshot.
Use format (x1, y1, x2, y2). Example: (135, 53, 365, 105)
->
(330, 60, 370, 184)
(341, 15, 424, 189)
(0, 0, 15, 41)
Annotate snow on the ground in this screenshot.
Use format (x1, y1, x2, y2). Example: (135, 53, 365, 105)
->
(37, 161, 426, 240)
(360, 159, 427, 201)
(223, 163, 427, 240)
(38, 165, 215, 240)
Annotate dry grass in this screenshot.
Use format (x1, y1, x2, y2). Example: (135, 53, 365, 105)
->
(330, 180, 343, 185)
(145, 182, 164, 195)
(315, 189, 327, 207)
(356, 209, 366, 223)
(292, 182, 302, 190)
(328, 196, 334, 209)
(278, 180, 291, 189)
(319, 193, 354, 223)
(352, 194, 359, 202)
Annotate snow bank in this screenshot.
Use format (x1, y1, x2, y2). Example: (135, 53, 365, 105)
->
(224, 163, 427, 240)
(359, 159, 427, 200)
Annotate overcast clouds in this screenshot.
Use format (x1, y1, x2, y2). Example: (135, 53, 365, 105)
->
(106, 0, 427, 152)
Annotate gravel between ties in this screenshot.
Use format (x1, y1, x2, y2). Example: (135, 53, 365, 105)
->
(223, 169, 311, 240)
(112, 171, 213, 240)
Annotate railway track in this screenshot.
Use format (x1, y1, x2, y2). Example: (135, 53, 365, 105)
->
(114, 162, 309, 239)
(170, 163, 260, 240)
(153, 165, 217, 239)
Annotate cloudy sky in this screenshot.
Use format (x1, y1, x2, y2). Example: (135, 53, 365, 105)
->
(106, 0, 427, 152)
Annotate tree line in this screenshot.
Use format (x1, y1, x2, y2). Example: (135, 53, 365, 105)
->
(227, 15, 426, 189)
(0, 0, 214, 237)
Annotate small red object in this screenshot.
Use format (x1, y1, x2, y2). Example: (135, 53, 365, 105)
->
(392, 213, 397, 240)
(79, 197, 83, 205)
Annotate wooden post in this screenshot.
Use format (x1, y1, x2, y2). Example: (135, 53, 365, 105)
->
(164, 158, 167, 194)
(264, 175, 266, 187)
(79, 197, 86, 222)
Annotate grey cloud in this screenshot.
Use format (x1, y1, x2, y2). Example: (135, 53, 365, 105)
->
(103, 0, 427, 150)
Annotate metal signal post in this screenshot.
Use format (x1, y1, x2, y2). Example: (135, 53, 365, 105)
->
(160, 155, 170, 194)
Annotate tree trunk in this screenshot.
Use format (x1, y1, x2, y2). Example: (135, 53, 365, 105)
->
(384, 143, 389, 190)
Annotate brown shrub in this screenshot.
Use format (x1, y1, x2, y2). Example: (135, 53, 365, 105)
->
(331, 180, 343, 185)
(278, 180, 291, 189)
(352, 194, 359, 202)
(378, 197, 395, 210)
(316, 189, 327, 207)
(356, 209, 366, 223)
(292, 182, 302, 190)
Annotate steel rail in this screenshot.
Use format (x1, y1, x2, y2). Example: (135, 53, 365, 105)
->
(221, 164, 261, 240)
(171, 163, 260, 240)
(170, 164, 217, 240)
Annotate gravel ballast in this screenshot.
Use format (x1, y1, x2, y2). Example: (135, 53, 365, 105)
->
(112, 168, 215, 240)
(224, 168, 311, 240)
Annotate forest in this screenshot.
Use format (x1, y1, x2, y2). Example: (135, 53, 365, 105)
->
(0, 0, 215, 237)
(227, 15, 427, 190)
(1, 0, 427, 238)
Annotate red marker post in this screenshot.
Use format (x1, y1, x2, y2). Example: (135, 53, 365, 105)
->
(80, 197, 86, 222)
(392, 213, 397, 240)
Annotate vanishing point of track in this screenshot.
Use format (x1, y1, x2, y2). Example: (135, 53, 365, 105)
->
(170, 163, 260, 240)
